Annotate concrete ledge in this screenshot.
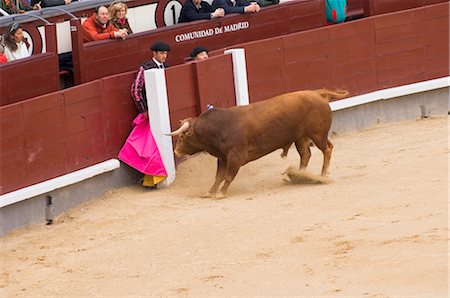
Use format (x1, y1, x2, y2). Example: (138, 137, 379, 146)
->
(0, 161, 141, 236)
(0, 159, 120, 208)
(330, 87, 449, 135)
(330, 77, 449, 112)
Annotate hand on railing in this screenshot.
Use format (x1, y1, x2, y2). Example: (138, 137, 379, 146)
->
(114, 29, 128, 40)
(245, 2, 260, 13)
(211, 8, 225, 19)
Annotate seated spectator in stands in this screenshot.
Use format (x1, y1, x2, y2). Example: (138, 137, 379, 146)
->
(119, 41, 172, 189)
(82, 6, 127, 42)
(256, 0, 279, 7)
(178, 0, 224, 23)
(3, 23, 31, 61)
(32, 0, 73, 8)
(108, 1, 133, 33)
(0, 0, 40, 14)
(0, 38, 7, 64)
(326, 0, 347, 23)
(212, 0, 260, 15)
(190, 46, 209, 61)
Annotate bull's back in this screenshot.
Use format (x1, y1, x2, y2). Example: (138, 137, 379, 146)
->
(241, 90, 331, 133)
(197, 90, 332, 161)
(237, 91, 332, 159)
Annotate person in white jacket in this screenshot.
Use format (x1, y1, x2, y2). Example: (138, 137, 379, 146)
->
(3, 23, 31, 62)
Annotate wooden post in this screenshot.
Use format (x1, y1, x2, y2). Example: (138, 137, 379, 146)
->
(44, 23, 60, 92)
(70, 19, 84, 85)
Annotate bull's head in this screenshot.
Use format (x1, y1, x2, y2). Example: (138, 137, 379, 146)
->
(166, 118, 200, 157)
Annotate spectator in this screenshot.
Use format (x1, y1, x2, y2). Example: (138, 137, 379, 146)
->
(31, 0, 73, 8)
(108, 1, 133, 33)
(256, 0, 278, 7)
(119, 41, 172, 189)
(190, 46, 208, 61)
(3, 23, 31, 61)
(211, 0, 260, 15)
(82, 6, 127, 42)
(0, 37, 7, 64)
(326, 0, 347, 23)
(178, 0, 224, 23)
(0, 0, 40, 14)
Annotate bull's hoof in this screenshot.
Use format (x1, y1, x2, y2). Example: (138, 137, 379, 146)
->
(214, 192, 227, 200)
(200, 192, 213, 198)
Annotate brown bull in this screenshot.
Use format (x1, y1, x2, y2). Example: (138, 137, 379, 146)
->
(168, 89, 348, 198)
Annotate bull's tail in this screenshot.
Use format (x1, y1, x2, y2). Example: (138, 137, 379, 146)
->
(315, 89, 349, 101)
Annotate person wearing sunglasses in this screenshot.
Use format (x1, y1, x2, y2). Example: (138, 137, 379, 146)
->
(2, 23, 31, 62)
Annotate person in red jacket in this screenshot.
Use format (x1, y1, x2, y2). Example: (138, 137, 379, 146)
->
(82, 6, 127, 42)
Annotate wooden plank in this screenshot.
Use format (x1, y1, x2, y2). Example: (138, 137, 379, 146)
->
(374, 8, 424, 30)
(166, 65, 198, 113)
(368, 0, 422, 16)
(196, 54, 235, 111)
(0, 53, 59, 106)
(377, 48, 427, 87)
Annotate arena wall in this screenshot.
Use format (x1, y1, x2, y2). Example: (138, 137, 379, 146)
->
(1, 2, 448, 235)
(1, 80, 447, 236)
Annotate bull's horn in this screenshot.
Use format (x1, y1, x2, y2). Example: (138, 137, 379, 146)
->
(165, 121, 190, 136)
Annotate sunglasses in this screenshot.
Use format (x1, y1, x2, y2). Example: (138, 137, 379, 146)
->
(9, 23, 19, 33)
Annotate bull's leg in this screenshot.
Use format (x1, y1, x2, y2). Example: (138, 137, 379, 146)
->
(216, 155, 242, 199)
(311, 136, 333, 176)
(280, 145, 290, 158)
(321, 140, 333, 176)
(201, 158, 226, 198)
(295, 137, 311, 170)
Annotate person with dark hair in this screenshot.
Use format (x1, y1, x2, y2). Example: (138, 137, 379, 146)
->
(178, 0, 224, 23)
(190, 46, 209, 61)
(211, 0, 260, 15)
(131, 41, 171, 113)
(119, 41, 172, 189)
(3, 23, 30, 61)
(82, 5, 127, 42)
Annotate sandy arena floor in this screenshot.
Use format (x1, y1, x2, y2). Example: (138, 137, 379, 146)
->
(1, 116, 448, 297)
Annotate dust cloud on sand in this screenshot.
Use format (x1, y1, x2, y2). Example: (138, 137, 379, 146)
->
(1, 116, 448, 297)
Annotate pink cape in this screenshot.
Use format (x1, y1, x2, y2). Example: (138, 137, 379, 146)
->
(118, 113, 167, 177)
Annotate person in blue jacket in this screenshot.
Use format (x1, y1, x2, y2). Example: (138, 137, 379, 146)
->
(212, 0, 260, 15)
(178, 0, 225, 23)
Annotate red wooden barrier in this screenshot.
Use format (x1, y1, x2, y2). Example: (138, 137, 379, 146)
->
(71, 0, 326, 84)
(346, 0, 365, 20)
(228, 2, 449, 102)
(364, 0, 448, 16)
(0, 24, 59, 106)
(1, 3, 448, 196)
